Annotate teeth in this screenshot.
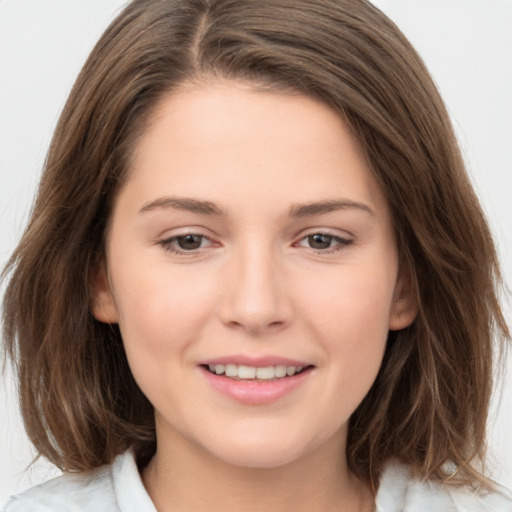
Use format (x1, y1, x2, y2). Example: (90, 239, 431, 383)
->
(206, 364, 305, 380)
(225, 364, 237, 377)
(256, 366, 274, 379)
(286, 366, 297, 376)
(275, 365, 287, 378)
(238, 365, 256, 379)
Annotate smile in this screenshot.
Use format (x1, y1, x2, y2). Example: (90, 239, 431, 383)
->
(199, 360, 314, 405)
(205, 364, 307, 380)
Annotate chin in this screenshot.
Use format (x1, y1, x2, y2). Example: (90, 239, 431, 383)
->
(201, 427, 330, 470)
(213, 445, 304, 470)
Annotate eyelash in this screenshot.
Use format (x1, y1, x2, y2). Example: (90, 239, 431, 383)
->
(158, 231, 353, 256)
(294, 233, 353, 253)
(158, 233, 215, 255)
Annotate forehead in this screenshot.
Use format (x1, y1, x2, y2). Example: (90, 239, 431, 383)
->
(120, 80, 388, 219)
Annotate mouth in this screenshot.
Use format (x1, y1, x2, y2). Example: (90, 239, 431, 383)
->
(200, 363, 313, 381)
(199, 359, 314, 404)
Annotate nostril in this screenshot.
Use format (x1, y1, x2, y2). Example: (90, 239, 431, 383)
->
(217, 272, 293, 334)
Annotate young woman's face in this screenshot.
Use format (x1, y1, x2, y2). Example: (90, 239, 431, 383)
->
(93, 81, 416, 469)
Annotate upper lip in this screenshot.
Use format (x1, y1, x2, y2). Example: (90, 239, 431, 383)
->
(200, 355, 313, 368)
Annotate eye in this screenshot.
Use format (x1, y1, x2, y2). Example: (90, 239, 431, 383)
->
(307, 234, 335, 250)
(159, 233, 214, 254)
(296, 232, 352, 252)
(175, 234, 205, 250)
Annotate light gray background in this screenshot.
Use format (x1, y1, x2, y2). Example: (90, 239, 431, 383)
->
(1, 0, 511, 505)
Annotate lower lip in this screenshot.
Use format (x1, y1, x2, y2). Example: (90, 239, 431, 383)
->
(200, 367, 312, 405)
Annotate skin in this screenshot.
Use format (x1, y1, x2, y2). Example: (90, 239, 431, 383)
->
(93, 80, 417, 512)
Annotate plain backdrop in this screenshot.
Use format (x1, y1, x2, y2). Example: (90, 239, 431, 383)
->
(1, 0, 511, 506)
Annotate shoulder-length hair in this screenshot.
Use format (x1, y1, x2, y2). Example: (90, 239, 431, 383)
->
(2, 0, 509, 488)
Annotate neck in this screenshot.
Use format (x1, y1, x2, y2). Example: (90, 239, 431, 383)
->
(141, 429, 373, 512)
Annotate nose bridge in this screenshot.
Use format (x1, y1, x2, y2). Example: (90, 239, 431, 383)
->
(220, 237, 290, 334)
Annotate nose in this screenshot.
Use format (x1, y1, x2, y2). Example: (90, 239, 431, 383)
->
(218, 244, 292, 336)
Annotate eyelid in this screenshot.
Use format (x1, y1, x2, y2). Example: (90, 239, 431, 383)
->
(293, 226, 354, 241)
(293, 228, 354, 253)
(156, 228, 220, 256)
(154, 224, 215, 239)
(155, 227, 354, 256)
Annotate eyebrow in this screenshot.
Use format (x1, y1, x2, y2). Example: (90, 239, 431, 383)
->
(288, 199, 375, 218)
(138, 196, 374, 218)
(139, 196, 226, 216)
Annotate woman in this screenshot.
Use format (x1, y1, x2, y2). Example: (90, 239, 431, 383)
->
(2, 1, 511, 510)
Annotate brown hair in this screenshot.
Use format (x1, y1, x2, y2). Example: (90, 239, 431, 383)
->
(2, 0, 509, 489)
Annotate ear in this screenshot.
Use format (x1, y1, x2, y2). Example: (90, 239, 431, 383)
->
(389, 265, 418, 331)
(90, 262, 119, 324)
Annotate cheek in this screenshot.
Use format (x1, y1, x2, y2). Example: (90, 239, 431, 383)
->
(110, 263, 221, 407)
(303, 262, 396, 336)
(110, 261, 219, 360)
(299, 263, 395, 383)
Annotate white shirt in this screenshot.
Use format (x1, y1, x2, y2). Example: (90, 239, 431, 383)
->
(3, 450, 512, 511)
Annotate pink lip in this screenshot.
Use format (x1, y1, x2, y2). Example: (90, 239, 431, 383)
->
(199, 365, 313, 405)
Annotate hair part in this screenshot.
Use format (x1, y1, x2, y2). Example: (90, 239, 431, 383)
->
(2, 0, 509, 489)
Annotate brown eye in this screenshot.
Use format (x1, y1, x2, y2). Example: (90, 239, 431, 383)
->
(176, 234, 204, 250)
(307, 234, 334, 249)
(295, 232, 353, 253)
(159, 232, 217, 255)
